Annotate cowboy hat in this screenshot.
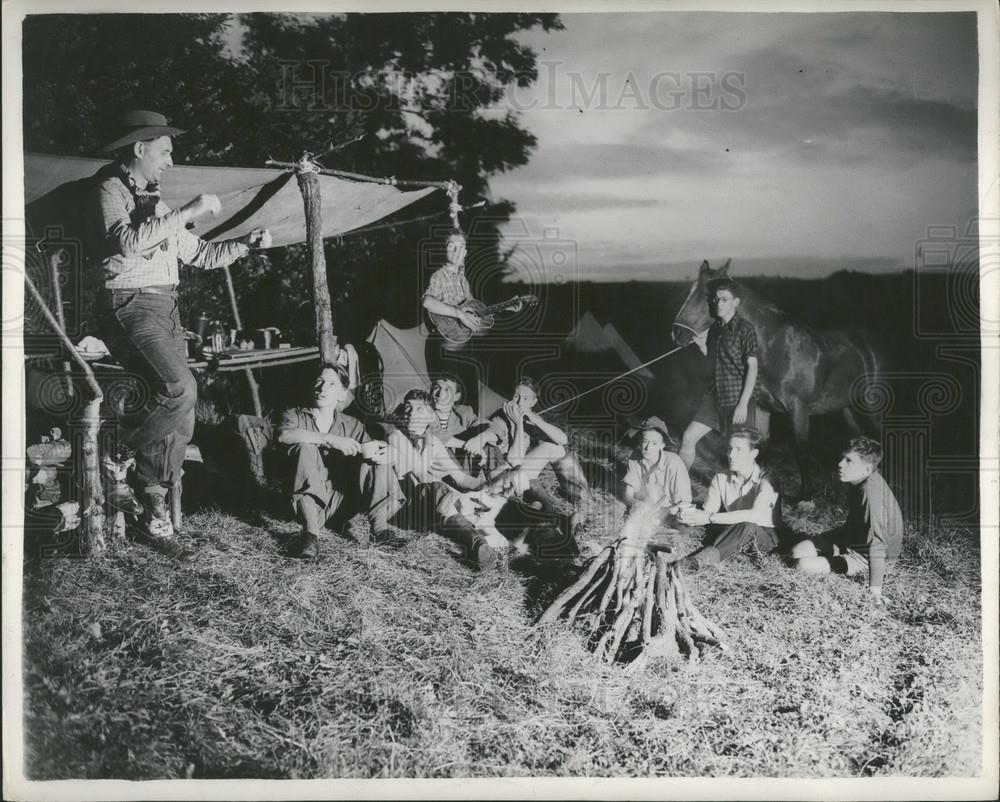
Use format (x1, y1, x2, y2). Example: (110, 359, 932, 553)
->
(102, 110, 186, 153)
(626, 415, 677, 448)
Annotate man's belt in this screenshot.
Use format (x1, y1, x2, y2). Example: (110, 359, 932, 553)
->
(103, 284, 178, 296)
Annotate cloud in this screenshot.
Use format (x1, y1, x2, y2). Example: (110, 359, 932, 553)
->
(492, 11, 980, 280)
(506, 141, 725, 183)
(512, 191, 673, 212)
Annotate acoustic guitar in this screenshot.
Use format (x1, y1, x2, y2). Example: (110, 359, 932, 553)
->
(429, 294, 538, 345)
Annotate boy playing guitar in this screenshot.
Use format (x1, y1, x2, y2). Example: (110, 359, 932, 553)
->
(423, 231, 534, 345)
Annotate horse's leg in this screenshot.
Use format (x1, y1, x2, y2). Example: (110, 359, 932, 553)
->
(789, 400, 812, 500)
(842, 406, 863, 435)
(755, 406, 771, 441)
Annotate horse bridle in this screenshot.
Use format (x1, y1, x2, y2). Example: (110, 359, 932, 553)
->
(672, 321, 703, 337)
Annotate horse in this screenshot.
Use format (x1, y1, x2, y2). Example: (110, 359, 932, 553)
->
(671, 260, 881, 497)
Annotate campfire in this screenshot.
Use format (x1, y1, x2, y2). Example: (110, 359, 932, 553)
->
(538, 504, 727, 664)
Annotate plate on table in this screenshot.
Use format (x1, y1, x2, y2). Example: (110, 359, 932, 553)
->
(75, 347, 110, 362)
(74, 336, 110, 362)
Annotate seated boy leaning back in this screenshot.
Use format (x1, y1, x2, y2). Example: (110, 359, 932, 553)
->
(790, 436, 903, 603)
(370, 389, 499, 570)
(277, 362, 388, 559)
(463, 377, 592, 504)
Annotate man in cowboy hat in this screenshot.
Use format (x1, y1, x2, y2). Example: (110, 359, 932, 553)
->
(89, 109, 270, 561)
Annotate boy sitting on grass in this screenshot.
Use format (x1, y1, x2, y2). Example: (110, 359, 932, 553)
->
(789, 436, 903, 604)
(428, 373, 487, 473)
(464, 376, 592, 505)
(369, 389, 499, 570)
(277, 362, 388, 559)
(621, 415, 692, 517)
(677, 426, 780, 570)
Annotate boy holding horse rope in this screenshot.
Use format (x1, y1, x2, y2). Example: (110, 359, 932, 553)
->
(680, 278, 761, 471)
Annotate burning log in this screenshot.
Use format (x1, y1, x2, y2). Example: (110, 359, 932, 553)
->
(538, 504, 727, 663)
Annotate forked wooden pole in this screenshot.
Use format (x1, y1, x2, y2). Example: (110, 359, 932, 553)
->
(24, 273, 107, 554)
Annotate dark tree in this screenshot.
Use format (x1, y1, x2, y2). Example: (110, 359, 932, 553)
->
(22, 12, 561, 345)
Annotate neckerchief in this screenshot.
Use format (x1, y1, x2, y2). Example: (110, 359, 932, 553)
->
(117, 163, 169, 255)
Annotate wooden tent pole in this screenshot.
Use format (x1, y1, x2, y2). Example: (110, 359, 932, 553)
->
(295, 159, 338, 363)
(24, 272, 107, 555)
(222, 265, 263, 417)
(48, 249, 76, 402)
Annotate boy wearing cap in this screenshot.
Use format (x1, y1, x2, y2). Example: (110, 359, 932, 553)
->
(621, 416, 692, 514)
(789, 437, 903, 603)
(89, 109, 270, 561)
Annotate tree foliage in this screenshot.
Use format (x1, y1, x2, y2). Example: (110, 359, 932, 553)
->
(23, 12, 561, 342)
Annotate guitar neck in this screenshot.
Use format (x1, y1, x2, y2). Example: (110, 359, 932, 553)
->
(480, 297, 525, 316)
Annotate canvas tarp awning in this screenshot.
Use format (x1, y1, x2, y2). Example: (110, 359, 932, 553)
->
(368, 320, 505, 416)
(563, 310, 654, 380)
(24, 152, 438, 248)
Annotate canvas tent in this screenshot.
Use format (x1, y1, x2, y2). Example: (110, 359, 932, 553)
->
(21, 151, 449, 551)
(24, 153, 437, 247)
(563, 310, 654, 380)
(368, 320, 506, 416)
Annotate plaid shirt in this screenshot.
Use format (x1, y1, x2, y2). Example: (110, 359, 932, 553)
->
(88, 163, 249, 289)
(708, 313, 759, 407)
(424, 264, 472, 306)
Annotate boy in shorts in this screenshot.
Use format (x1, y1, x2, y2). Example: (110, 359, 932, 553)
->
(789, 437, 903, 603)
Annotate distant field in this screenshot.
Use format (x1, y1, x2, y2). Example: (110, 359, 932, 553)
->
(21, 432, 983, 779)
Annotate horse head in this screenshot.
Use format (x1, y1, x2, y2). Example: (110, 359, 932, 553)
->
(671, 259, 731, 345)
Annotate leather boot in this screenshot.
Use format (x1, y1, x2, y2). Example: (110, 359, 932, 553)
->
(133, 492, 194, 562)
(443, 513, 498, 571)
(289, 530, 320, 559)
(106, 480, 144, 516)
(101, 456, 144, 516)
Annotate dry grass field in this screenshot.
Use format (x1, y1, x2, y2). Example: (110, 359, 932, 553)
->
(20, 431, 983, 780)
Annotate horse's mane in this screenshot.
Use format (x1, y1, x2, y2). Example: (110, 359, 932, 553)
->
(728, 278, 823, 337)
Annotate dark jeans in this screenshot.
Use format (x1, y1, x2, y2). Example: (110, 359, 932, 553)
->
(98, 289, 196, 494)
(694, 521, 778, 564)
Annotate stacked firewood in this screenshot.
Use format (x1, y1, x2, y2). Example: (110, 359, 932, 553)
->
(538, 507, 726, 663)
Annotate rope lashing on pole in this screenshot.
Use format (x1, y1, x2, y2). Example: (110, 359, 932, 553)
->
(265, 157, 457, 191)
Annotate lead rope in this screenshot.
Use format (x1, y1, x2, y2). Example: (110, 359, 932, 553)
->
(538, 340, 690, 414)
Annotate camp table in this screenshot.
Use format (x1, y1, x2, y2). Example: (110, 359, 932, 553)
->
(24, 346, 321, 529)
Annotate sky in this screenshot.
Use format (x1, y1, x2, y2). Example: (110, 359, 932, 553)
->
(486, 12, 979, 281)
